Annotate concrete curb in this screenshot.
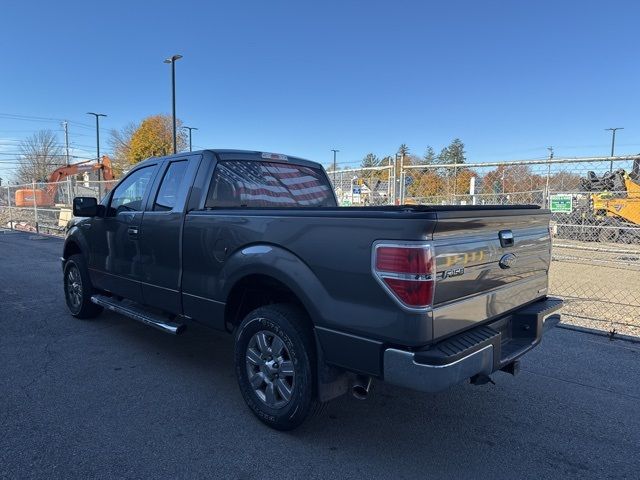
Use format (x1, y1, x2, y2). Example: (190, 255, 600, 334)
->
(557, 323, 640, 345)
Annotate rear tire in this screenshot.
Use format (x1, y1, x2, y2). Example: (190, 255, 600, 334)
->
(234, 303, 318, 431)
(63, 254, 103, 319)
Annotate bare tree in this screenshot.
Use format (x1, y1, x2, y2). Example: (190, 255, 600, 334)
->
(108, 121, 139, 175)
(17, 130, 64, 184)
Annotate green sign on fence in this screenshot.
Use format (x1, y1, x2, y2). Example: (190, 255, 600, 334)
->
(550, 194, 573, 213)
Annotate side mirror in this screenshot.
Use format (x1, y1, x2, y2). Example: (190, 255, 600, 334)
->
(73, 197, 99, 217)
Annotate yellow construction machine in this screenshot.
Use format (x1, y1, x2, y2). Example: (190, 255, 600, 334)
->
(581, 159, 640, 242)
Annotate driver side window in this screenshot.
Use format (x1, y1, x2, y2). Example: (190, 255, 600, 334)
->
(109, 166, 154, 214)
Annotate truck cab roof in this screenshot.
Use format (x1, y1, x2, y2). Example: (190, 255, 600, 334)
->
(142, 149, 323, 170)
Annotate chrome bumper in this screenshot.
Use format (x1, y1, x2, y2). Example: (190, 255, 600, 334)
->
(383, 297, 563, 393)
(384, 344, 494, 393)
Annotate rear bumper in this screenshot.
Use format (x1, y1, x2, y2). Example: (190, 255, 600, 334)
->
(383, 297, 563, 393)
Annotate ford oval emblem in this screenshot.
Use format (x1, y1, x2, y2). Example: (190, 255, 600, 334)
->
(499, 253, 517, 269)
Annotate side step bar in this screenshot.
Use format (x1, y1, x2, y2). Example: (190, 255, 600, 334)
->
(91, 294, 186, 335)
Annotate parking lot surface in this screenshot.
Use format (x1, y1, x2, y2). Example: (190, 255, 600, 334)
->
(1, 230, 639, 479)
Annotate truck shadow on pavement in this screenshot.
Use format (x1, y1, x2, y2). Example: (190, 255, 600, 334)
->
(85, 310, 637, 479)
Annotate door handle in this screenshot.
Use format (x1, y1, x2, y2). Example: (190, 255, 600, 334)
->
(499, 230, 514, 248)
(127, 226, 139, 238)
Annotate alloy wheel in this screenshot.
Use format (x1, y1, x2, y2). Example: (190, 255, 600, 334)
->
(245, 329, 295, 409)
(66, 265, 83, 310)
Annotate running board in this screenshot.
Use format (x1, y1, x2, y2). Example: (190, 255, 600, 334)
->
(91, 295, 186, 335)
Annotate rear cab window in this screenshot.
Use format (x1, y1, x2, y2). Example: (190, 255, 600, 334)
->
(205, 160, 336, 208)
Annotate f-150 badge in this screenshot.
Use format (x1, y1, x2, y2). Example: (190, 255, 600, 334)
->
(442, 267, 465, 279)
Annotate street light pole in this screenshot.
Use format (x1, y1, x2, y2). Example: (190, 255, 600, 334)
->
(182, 126, 198, 152)
(331, 149, 339, 186)
(164, 54, 183, 154)
(87, 112, 106, 197)
(605, 127, 624, 172)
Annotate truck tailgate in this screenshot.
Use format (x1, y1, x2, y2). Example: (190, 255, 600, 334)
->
(431, 208, 551, 339)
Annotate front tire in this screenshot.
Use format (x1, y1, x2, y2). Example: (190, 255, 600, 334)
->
(234, 304, 317, 431)
(63, 254, 103, 319)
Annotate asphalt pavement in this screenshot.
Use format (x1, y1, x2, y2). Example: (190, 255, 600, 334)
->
(1, 229, 639, 479)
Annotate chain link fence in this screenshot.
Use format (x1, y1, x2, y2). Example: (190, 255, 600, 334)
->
(1, 156, 638, 337)
(0, 179, 115, 235)
(331, 155, 639, 337)
(327, 165, 394, 206)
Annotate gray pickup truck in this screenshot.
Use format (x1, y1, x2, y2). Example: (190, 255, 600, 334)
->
(62, 149, 562, 430)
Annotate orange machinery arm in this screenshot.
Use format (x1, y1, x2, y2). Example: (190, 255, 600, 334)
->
(45, 155, 115, 197)
(101, 155, 115, 181)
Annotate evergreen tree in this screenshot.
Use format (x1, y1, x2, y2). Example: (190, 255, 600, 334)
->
(423, 146, 437, 164)
(397, 143, 410, 157)
(360, 153, 380, 169)
(437, 139, 467, 178)
(448, 138, 466, 165)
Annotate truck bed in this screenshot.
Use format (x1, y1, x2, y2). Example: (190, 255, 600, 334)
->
(184, 204, 551, 346)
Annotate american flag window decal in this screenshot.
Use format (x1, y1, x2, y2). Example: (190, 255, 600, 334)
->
(205, 161, 334, 208)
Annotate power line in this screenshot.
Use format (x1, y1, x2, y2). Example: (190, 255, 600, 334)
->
(0, 113, 92, 128)
(0, 151, 93, 157)
(0, 113, 68, 123)
(0, 113, 110, 133)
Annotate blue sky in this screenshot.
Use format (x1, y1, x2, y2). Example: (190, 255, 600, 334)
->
(1, 0, 639, 181)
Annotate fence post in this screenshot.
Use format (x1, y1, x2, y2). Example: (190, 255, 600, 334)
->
(386, 166, 391, 203)
(391, 157, 396, 204)
(67, 177, 73, 205)
(470, 176, 476, 205)
(31, 179, 39, 234)
(400, 154, 405, 205)
(545, 160, 551, 208)
(7, 185, 13, 230)
(454, 164, 458, 198)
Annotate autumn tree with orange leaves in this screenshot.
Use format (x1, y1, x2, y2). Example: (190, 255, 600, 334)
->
(109, 114, 187, 173)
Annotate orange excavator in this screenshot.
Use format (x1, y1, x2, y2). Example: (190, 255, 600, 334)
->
(15, 156, 115, 207)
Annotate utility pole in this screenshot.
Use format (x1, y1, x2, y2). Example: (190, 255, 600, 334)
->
(331, 149, 339, 186)
(605, 127, 624, 172)
(63, 121, 72, 203)
(87, 112, 107, 197)
(164, 54, 183, 154)
(62, 121, 71, 166)
(182, 126, 198, 152)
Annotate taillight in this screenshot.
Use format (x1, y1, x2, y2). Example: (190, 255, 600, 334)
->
(372, 242, 435, 310)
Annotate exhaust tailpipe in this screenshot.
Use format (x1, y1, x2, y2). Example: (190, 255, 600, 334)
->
(470, 373, 495, 386)
(351, 375, 372, 400)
